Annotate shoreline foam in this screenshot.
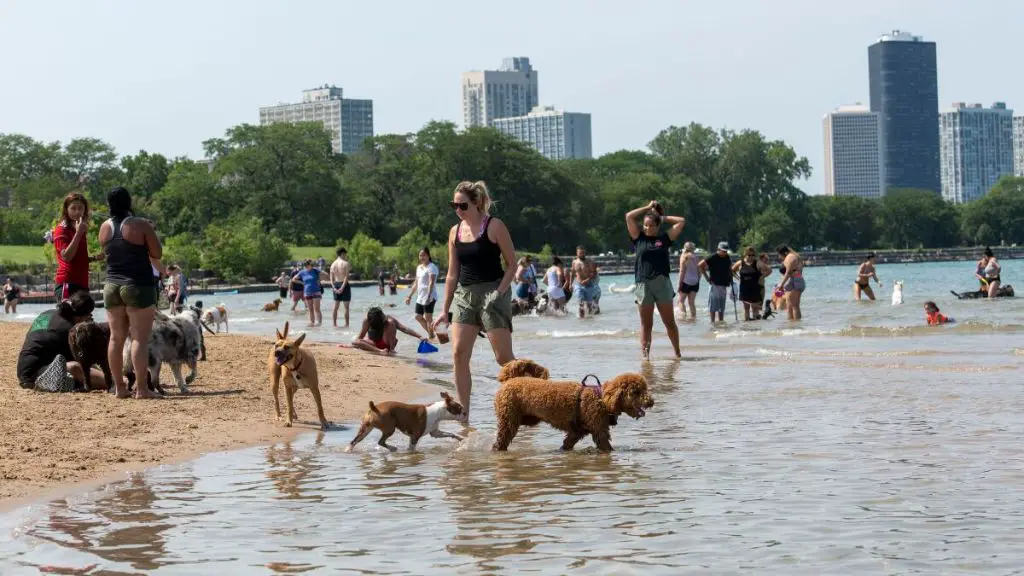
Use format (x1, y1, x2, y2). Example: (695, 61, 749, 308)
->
(0, 320, 431, 510)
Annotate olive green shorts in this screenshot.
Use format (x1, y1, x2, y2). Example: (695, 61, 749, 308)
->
(103, 283, 158, 309)
(452, 281, 513, 332)
(634, 275, 675, 306)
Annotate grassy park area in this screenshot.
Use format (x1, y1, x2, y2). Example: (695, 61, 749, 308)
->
(0, 244, 401, 267)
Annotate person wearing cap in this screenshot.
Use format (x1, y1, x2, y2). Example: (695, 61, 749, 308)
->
(625, 200, 685, 359)
(699, 242, 735, 323)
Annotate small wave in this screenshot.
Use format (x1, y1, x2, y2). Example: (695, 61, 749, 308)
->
(229, 317, 262, 324)
(533, 329, 624, 339)
(755, 348, 791, 357)
(836, 322, 1024, 338)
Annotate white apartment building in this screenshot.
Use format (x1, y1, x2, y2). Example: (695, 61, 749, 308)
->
(939, 102, 1014, 204)
(259, 85, 374, 155)
(462, 57, 539, 128)
(1014, 116, 1024, 177)
(822, 105, 884, 198)
(492, 106, 592, 161)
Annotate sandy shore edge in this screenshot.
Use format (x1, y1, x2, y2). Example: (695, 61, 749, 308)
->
(0, 321, 432, 512)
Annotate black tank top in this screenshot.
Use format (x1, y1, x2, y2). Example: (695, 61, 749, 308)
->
(739, 261, 761, 288)
(104, 217, 155, 286)
(455, 217, 504, 286)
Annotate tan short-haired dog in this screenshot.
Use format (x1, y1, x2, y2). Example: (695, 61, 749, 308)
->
(263, 298, 283, 312)
(269, 322, 329, 430)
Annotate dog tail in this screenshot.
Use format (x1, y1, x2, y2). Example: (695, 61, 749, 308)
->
(369, 401, 380, 415)
(497, 359, 549, 383)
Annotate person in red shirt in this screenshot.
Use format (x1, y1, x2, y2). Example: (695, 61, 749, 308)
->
(53, 192, 102, 301)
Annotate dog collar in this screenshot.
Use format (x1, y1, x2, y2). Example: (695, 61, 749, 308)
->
(291, 354, 304, 372)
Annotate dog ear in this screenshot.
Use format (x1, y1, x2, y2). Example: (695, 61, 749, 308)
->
(293, 333, 306, 347)
(277, 322, 289, 340)
(440, 391, 452, 401)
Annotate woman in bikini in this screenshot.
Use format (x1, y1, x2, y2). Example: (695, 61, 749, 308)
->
(352, 306, 427, 356)
(774, 245, 805, 320)
(981, 247, 1001, 298)
(676, 242, 700, 321)
(4, 278, 21, 314)
(854, 253, 881, 301)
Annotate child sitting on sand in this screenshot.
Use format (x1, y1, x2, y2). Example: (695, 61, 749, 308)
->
(351, 307, 428, 356)
(924, 301, 954, 325)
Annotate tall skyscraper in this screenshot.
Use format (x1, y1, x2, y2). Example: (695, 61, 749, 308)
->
(868, 30, 940, 194)
(939, 102, 1014, 204)
(462, 57, 539, 128)
(1014, 116, 1024, 177)
(259, 85, 374, 155)
(822, 105, 884, 198)
(492, 106, 592, 160)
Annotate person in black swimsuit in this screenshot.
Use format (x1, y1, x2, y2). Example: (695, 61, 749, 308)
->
(731, 247, 764, 320)
(432, 181, 518, 424)
(99, 186, 164, 399)
(3, 277, 21, 315)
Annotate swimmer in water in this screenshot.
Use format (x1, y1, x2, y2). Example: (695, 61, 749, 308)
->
(924, 301, 954, 325)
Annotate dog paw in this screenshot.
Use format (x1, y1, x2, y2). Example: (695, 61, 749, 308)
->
(343, 445, 353, 453)
(284, 421, 293, 428)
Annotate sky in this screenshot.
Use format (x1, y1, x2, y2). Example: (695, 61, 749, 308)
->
(1, 0, 1022, 194)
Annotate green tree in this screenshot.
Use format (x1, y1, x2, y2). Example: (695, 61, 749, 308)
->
(200, 218, 290, 282)
(960, 176, 1024, 245)
(394, 227, 432, 275)
(882, 189, 959, 248)
(741, 206, 795, 250)
(346, 232, 384, 278)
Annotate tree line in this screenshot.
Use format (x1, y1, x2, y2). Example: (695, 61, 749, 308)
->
(1, 122, 1022, 281)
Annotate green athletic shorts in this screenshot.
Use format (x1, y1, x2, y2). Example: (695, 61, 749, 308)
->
(103, 283, 158, 309)
(634, 275, 675, 306)
(451, 281, 513, 332)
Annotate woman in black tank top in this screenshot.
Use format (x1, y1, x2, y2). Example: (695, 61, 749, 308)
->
(432, 181, 518, 424)
(99, 186, 164, 400)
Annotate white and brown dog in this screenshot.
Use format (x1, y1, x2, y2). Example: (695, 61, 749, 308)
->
(345, 392, 464, 452)
(269, 321, 329, 430)
(202, 303, 229, 333)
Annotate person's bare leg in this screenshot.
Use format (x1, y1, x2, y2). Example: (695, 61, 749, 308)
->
(988, 281, 1000, 299)
(306, 299, 315, 326)
(791, 291, 803, 320)
(687, 292, 697, 320)
(655, 301, 681, 358)
(127, 305, 158, 398)
(415, 314, 430, 337)
(333, 301, 341, 327)
(638, 304, 655, 359)
(66, 362, 86, 389)
(351, 339, 389, 356)
(486, 327, 515, 366)
(87, 367, 107, 391)
(107, 305, 130, 398)
(854, 283, 862, 301)
(316, 298, 323, 326)
(423, 313, 435, 339)
(450, 323, 480, 423)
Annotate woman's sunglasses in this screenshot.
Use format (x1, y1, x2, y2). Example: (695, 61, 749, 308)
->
(449, 201, 469, 211)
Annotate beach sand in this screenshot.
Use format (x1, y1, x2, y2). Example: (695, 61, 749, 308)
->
(0, 321, 430, 508)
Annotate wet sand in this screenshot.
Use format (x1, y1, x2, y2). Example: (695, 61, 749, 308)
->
(0, 321, 429, 508)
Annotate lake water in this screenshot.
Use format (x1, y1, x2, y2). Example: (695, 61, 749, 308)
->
(2, 261, 1023, 574)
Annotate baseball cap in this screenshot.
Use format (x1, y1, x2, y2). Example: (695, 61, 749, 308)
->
(717, 241, 730, 252)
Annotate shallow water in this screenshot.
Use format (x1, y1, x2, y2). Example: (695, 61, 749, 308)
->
(3, 261, 1024, 574)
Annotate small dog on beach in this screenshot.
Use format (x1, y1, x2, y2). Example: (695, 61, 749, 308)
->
(891, 281, 904, 306)
(269, 321, 329, 430)
(124, 307, 204, 395)
(68, 321, 114, 392)
(345, 391, 464, 452)
(202, 303, 229, 333)
(263, 298, 283, 312)
(491, 359, 654, 452)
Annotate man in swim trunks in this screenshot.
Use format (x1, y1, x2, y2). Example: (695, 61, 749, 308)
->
(352, 306, 427, 356)
(699, 242, 734, 323)
(329, 247, 352, 328)
(572, 246, 602, 318)
(774, 245, 805, 320)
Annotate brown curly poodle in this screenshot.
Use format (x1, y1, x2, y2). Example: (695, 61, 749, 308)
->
(492, 359, 655, 452)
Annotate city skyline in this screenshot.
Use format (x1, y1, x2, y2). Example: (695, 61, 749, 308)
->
(939, 102, 1014, 204)
(4, 0, 1024, 195)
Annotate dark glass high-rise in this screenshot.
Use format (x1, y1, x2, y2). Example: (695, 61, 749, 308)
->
(868, 30, 940, 195)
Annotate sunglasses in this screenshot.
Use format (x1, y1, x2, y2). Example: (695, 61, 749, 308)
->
(449, 201, 470, 211)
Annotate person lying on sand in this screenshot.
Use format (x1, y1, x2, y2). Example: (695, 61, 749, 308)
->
(351, 307, 430, 356)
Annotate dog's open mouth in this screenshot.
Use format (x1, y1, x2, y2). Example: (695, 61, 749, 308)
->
(274, 351, 290, 365)
(636, 406, 646, 418)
